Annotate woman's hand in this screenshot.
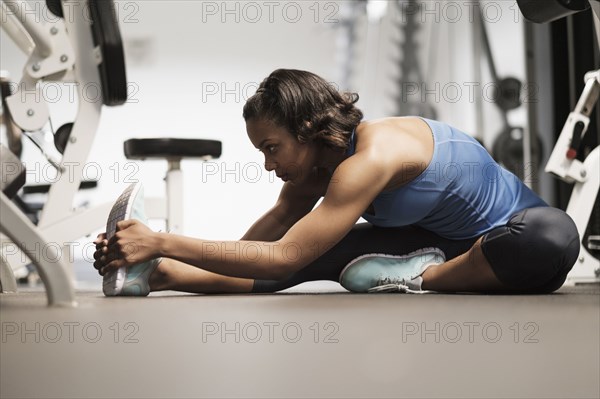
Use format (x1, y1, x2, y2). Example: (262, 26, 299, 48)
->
(92, 220, 160, 275)
(93, 233, 108, 275)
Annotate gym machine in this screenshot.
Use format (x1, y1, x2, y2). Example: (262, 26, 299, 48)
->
(517, 0, 600, 284)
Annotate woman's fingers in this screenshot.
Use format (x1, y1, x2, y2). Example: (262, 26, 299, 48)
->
(94, 253, 118, 274)
(93, 233, 107, 245)
(100, 258, 126, 276)
(93, 246, 107, 260)
(93, 222, 148, 275)
(93, 233, 120, 275)
(94, 260, 104, 273)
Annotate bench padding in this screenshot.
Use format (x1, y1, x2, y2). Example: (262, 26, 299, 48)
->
(124, 138, 222, 160)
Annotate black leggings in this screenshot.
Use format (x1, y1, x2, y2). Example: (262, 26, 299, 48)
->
(252, 207, 580, 294)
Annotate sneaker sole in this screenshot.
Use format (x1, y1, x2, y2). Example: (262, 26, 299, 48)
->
(102, 183, 143, 296)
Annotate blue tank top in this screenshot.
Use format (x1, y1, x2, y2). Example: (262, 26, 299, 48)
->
(346, 118, 547, 239)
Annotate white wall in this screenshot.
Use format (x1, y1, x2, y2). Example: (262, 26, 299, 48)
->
(1, 0, 537, 243)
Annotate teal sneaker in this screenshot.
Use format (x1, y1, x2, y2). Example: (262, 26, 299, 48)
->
(339, 247, 446, 294)
(103, 182, 160, 297)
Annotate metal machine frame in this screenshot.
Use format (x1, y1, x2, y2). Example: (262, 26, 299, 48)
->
(543, 1, 600, 284)
(545, 68, 600, 284)
(0, 0, 185, 305)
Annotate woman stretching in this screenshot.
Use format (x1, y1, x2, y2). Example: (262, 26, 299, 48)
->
(93, 69, 580, 296)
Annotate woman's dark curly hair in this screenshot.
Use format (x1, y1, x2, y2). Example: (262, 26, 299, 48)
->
(242, 69, 363, 151)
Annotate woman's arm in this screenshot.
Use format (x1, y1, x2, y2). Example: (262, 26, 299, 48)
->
(101, 152, 393, 280)
(239, 182, 320, 242)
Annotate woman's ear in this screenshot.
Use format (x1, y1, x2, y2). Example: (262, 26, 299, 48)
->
(298, 120, 312, 144)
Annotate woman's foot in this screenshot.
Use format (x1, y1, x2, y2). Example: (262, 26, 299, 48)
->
(147, 259, 171, 292)
(102, 182, 162, 296)
(338, 248, 446, 293)
(104, 258, 161, 296)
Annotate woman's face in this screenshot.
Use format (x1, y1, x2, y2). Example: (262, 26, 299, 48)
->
(246, 118, 317, 184)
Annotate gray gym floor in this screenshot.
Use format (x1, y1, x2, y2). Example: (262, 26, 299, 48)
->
(1, 282, 599, 399)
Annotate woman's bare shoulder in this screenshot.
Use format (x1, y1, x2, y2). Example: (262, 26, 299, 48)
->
(355, 117, 432, 159)
(352, 117, 434, 189)
(358, 116, 430, 135)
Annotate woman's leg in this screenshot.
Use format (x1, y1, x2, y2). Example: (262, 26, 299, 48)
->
(147, 223, 474, 295)
(149, 258, 254, 294)
(421, 237, 506, 291)
(253, 223, 478, 293)
(148, 207, 579, 295)
(422, 207, 581, 293)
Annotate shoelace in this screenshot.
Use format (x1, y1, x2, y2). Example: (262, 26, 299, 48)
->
(370, 274, 429, 294)
(376, 276, 408, 286)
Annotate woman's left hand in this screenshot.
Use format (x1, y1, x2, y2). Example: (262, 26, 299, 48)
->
(99, 220, 160, 274)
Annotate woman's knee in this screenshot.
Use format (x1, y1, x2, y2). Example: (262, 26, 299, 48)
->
(481, 207, 580, 291)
